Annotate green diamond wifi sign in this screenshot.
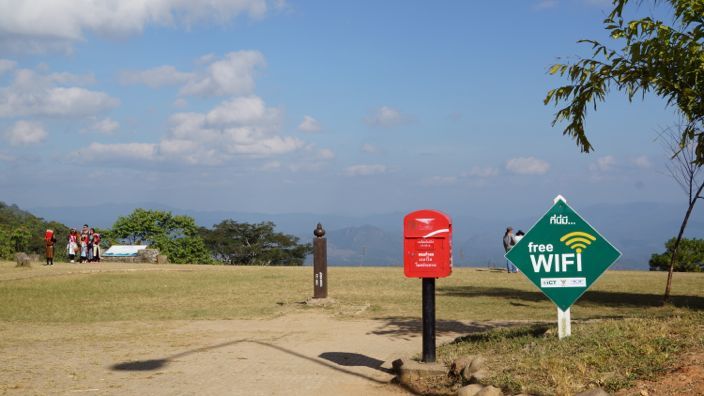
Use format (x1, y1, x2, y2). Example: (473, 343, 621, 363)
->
(505, 197, 621, 311)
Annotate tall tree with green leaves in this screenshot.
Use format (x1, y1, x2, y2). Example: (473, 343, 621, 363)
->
(545, 0, 704, 302)
(650, 237, 704, 272)
(544, 0, 704, 163)
(111, 209, 211, 264)
(201, 220, 311, 265)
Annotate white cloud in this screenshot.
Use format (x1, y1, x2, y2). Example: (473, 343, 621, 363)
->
(163, 96, 300, 161)
(465, 166, 499, 178)
(0, 59, 16, 76)
(589, 155, 616, 172)
(361, 143, 380, 154)
(173, 98, 188, 108)
(343, 164, 387, 176)
(260, 161, 281, 171)
(364, 106, 409, 127)
(120, 66, 193, 88)
(46, 71, 96, 85)
(297, 115, 322, 133)
(0, 0, 272, 53)
(4, 120, 46, 145)
(121, 51, 266, 99)
(0, 68, 118, 117)
(76, 95, 304, 165)
(77, 142, 157, 161)
(631, 155, 651, 169)
(505, 157, 550, 175)
(318, 148, 335, 160)
(204, 95, 278, 126)
(121, 52, 265, 98)
(423, 176, 458, 186)
(89, 118, 119, 134)
(180, 51, 265, 97)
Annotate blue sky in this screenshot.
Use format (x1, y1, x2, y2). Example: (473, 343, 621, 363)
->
(0, 0, 686, 219)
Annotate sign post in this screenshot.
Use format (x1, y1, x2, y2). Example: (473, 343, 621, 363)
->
(505, 195, 621, 339)
(404, 210, 452, 363)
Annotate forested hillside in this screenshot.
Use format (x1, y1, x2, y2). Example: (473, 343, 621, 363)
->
(0, 201, 69, 260)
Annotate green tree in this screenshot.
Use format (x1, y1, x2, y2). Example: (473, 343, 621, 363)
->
(0, 202, 69, 261)
(544, 0, 704, 163)
(545, 0, 704, 302)
(10, 227, 31, 253)
(0, 226, 14, 259)
(202, 220, 312, 265)
(111, 209, 211, 264)
(650, 237, 704, 272)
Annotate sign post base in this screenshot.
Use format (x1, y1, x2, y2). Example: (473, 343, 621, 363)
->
(558, 307, 571, 339)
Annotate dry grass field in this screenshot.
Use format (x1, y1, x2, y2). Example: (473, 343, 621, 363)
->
(1, 262, 702, 322)
(0, 261, 702, 395)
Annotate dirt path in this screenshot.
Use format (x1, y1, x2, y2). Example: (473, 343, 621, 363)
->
(0, 313, 483, 396)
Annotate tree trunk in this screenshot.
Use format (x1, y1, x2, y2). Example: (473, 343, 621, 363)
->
(664, 200, 697, 303)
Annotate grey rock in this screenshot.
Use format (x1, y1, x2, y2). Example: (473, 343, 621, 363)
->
(451, 355, 477, 376)
(459, 355, 486, 381)
(476, 385, 503, 396)
(468, 356, 486, 373)
(137, 249, 159, 263)
(574, 388, 610, 396)
(457, 384, 484, 396)
(15, 252, 31, 267)
(470, 369, 489, 383)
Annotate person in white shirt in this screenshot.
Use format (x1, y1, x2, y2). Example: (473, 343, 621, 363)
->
(511, 230, 525, 273)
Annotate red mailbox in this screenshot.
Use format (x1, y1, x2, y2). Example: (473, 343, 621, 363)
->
(404, 209, 452, 278)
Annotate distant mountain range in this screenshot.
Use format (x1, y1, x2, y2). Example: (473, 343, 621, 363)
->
(29, 201, 704, 270)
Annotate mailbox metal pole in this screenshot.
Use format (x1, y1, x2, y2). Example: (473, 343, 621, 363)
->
(421, 277, 436, 362)
(313, 223, 327, 299)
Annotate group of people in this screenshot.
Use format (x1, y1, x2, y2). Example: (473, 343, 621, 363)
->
(67, 225, 102, 263)
(502, 226, 524, 273)
(43, 225, 102, 265)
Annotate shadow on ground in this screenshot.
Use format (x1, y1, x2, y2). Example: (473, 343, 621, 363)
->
(319, 352, 390, 373)
(437, 286, 704, 310)
(368, 317, 519, 339)
(111, 339, 247, 372)
(111, 339, 392, 385)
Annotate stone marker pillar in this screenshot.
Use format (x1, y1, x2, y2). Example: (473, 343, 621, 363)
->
(313, 223, 327, 299)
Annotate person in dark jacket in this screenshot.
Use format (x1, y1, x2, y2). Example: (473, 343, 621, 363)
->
(503, 227, 516, 273)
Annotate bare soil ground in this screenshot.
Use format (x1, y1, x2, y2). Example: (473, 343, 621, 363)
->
(614, 352, 704, 396)
(2, 313, 432, 395)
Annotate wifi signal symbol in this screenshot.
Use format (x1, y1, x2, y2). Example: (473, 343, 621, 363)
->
(560, 231, 596, 253)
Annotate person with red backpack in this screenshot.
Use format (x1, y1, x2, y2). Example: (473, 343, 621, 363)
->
(44, 229, 56, 266)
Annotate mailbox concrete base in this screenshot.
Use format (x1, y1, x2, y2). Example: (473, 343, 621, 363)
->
(303, 297, 336, 306)
(392, 357, 446, 383)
